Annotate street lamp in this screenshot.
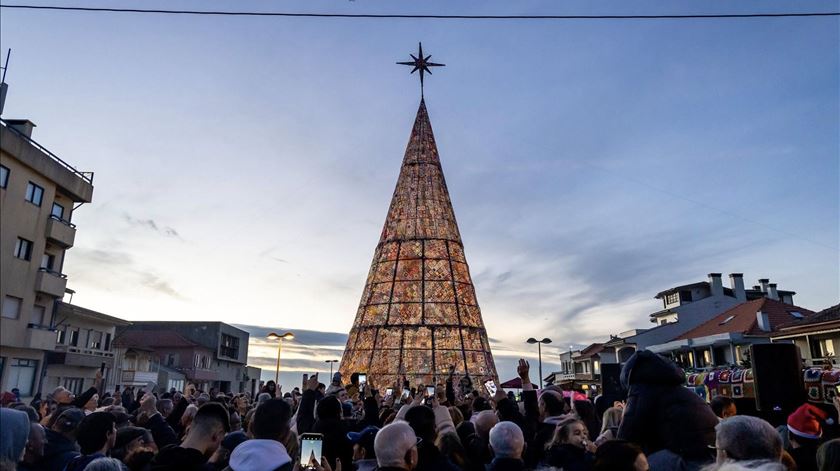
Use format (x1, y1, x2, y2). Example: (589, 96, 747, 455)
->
(325, 359, 338, 377)
(526, 337, 552, 389)
(267, 332, 295, 385)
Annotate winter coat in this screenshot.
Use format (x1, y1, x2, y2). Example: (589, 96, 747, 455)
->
(39, 429, 81, 471)
(0, 409, 29, 463)
(226, 439, 293, 471)
(485, 457, 526, 471)
(150, 445, 213, 471)
(313, 417, 353, 471)
(544, 444, 594, 471)
(617, 350, 717, 461)
(415, 441, 461, 471)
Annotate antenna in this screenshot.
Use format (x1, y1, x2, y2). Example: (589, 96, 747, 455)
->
(0, 49, 10, 115)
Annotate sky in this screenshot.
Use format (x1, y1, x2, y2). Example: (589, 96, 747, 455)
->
(1, 0, 838, 389)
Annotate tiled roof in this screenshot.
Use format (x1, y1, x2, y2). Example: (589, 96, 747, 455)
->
(113, 330, 200, 349)
(578, 343, 605, 359)
(675, 298, 815, 340)
(774, 303, 840, 335)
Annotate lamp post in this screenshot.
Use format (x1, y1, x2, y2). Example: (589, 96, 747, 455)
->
(325, 359, 338, 377)
(267, 332, 295, 385)
(526, 337, 552, 389)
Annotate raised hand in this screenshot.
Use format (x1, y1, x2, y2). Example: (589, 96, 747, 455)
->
(517, 359, 531, 384)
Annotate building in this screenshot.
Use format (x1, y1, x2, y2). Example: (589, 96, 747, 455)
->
(116, 322, 254, 393)
(626, 274, 796, 350)
(44, 302, 129, 395)
(771, 303, 840, 368)
(549, 343, 605, 391)
(339, 97, 497, 386)
(647, 297, 815, 369)
(113, 330, 207, 392)
(0, 118, 94, 399)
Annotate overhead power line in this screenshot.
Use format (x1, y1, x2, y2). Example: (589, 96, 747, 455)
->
(1, 4, 838, 20)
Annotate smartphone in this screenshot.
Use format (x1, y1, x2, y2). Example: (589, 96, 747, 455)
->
(426, 385, 436, 398)
(300, 433, 323, 467)
(484, 380, 497, 395)
(401, 389, 411, 400)
(835, 384, 840, 395)
(358, 373, 367, 384)
(99, 362, 106, 373)
(385, 388, 394, 397)
(145, 381, 158, 395)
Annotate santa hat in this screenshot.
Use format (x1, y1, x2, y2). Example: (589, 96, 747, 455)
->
(787, 403, 829, 440)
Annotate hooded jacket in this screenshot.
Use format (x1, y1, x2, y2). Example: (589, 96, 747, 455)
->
(0, 408, 29, 463)
(617, 350, 718, 461)
(227, 439, 293, 471)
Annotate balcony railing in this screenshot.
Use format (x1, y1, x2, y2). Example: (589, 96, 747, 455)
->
(35, 268, 68, 297)
(45, 215, 77, 248)
(0, 118, 94, 184)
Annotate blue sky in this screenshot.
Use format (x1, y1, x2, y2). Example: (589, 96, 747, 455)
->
(2, 1, 838, 389)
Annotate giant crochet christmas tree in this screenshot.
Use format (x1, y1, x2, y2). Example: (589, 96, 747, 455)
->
(339, 98, 498, 386)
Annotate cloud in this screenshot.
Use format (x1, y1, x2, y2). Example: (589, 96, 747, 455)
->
(123, 213, 181, 238)
(138, 272, 186, 300)
(69, 247, 186, 301)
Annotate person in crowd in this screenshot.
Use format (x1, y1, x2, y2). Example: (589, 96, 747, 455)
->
(227, 399, 293, 471)
(41, 408, 84, 471)
(157, 399, 174, 419)
(112, 427, 156, 462)
(210, 431, 247, 471)
(18, 421, 46, 471)
(261, 381, 278, 399)
(595, 406, 623, 446)
(544, 418, 596, 471)
(817, 438, 840, 471)
(593, 439, 648, 471)
(0, 408, 30, 469)
(346, 373, 361, 399)
(404, 404, 459, 471)
(487, 421, 526, 471)
(573, 399, 601, 445)
(347, 426, 379, 471)
(314, 395, 353, 470)
(784, 403, 828, 471)
(711, 397, 738, 421)
(617, 350, 718, 468)
(65, 411, 117, 471)
(151, 402, 230, 471)
(712, 415, 782, 467)
(374, 422, 419, 471)
(83, 457, 126, 470)
(465, 410, 497, 468)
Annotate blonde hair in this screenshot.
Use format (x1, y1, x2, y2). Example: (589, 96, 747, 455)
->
(600, 407, 623, 435)
(546, 418, 585, 450)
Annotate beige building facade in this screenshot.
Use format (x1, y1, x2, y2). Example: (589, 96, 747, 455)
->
(0, 119, 93, 399)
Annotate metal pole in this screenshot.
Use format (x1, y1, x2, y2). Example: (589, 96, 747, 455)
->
(329, 362, 334, 377)
(538, 341, 543, 389)
(274, 339, 282, 385)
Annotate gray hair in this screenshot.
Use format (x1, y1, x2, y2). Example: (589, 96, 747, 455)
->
(716, 416, 782, 462)
(705, 460, 786, 471)
(474, 410, 499, 440)
(489, 421, 525, 459)
(83, 457, 126, 471)
(257, 393, 272, 404)
(375, 422, 417, 468)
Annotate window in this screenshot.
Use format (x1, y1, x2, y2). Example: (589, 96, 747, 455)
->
(221, 334, 240, 359)
(104, 333, 112, 351)
(811, 338, 836, 359)
(660, 319, 668, 326)
(8, 359, 38, 396)
(14, 238, 33, 261)
(63, 377, 84, 395)
(51, 203, 65, 220)
(90, 331, 103, 349)
(31, 305, 46, 326)
(41, 253, 56, 271)
(69, 329, 80, 347)
(168, 379, 184, 392)
(56, 329, 66, 344)
(789, 311, 804, 320)
(0, 165, 8, 188)
(665, 292, 680, 305)
(25, 182, 44, 206)
(2, 296, 22, 319)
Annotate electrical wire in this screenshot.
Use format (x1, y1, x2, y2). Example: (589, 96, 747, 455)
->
(1, 4, 838, 20)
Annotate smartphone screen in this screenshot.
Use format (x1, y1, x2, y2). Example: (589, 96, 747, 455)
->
(300, 433, 323, 466)
(385, 388, 394, 397)
(836, 384, 840, 395)
(484, 380, 497, 395)
(426, 386, 436, 398)
(401, 389, 411, 399)
(358, 373, 367, 384)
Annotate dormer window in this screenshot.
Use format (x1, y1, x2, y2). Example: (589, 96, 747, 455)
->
(789, 311, 803, 319)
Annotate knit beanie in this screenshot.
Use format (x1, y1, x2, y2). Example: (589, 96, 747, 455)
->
(787, 403, 828, 439)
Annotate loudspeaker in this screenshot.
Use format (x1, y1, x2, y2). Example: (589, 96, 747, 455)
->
(600, 363, 625, 400)
(751, 343, 804, 415)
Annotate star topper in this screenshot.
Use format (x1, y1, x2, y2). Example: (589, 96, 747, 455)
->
(397, 42, 445, 97)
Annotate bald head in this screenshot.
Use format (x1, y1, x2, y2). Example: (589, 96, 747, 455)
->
(375, 422, 417, 470)
(489, 422, 525, 459)
(474, 410, 499, 439)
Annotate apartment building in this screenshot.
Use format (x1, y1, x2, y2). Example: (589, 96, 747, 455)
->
(44, 302, 130, 395)
(772, 303, 840, 368)
(0, 119, 93, 399)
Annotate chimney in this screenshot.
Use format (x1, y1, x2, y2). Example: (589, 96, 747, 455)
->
(708, 273, 723, 297)
(756, 311, 772, 332)
(768, 283, 779, 301)
(5, 119, 35, 138)
(758, 278, 770, 294)
(729, 273, 746, 301)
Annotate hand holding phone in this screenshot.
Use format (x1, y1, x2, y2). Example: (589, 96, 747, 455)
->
(300, 433, 323, 468)
(484, 380, 497, 396)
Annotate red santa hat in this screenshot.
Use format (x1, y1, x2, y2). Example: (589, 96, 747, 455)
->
(787, 403, 829, 440)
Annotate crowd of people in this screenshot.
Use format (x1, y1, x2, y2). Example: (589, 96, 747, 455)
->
(1, 350, 839, 471)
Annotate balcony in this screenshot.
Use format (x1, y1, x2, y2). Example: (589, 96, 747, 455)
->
(45, 216, 76, 248)
(121, 370, 158, 385)
(26, 323, 57, 350)
(35, 269, 67, 298)
(182, 367, 219, 381)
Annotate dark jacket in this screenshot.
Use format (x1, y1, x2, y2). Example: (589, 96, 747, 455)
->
(313, 417, 354, 471)
(485, 457, 525, 471)
(70, 386, 98, 409)
(415, 441, 460, 471)
(151, 445, 212, 471)
(617, 350, 717, 461)
(65, 452, 106, 471)
(544, 444, 594, 471)
(39, 429, 80, 471)
(296, 390, 318, 435)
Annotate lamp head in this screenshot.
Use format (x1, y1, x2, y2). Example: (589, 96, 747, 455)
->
(541, 338, 552, 344)
(268, 332, 295, 341)
(526, 338, 538, 344)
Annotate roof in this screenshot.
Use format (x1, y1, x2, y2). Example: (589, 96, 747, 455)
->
(675, 298, 815, 340)
(577, 343, 605, 359)
(113, 330, 203, 349)
(56, 302, 131, 327)
(773, 303, 840, 336)
(655, 282, 708, 299)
